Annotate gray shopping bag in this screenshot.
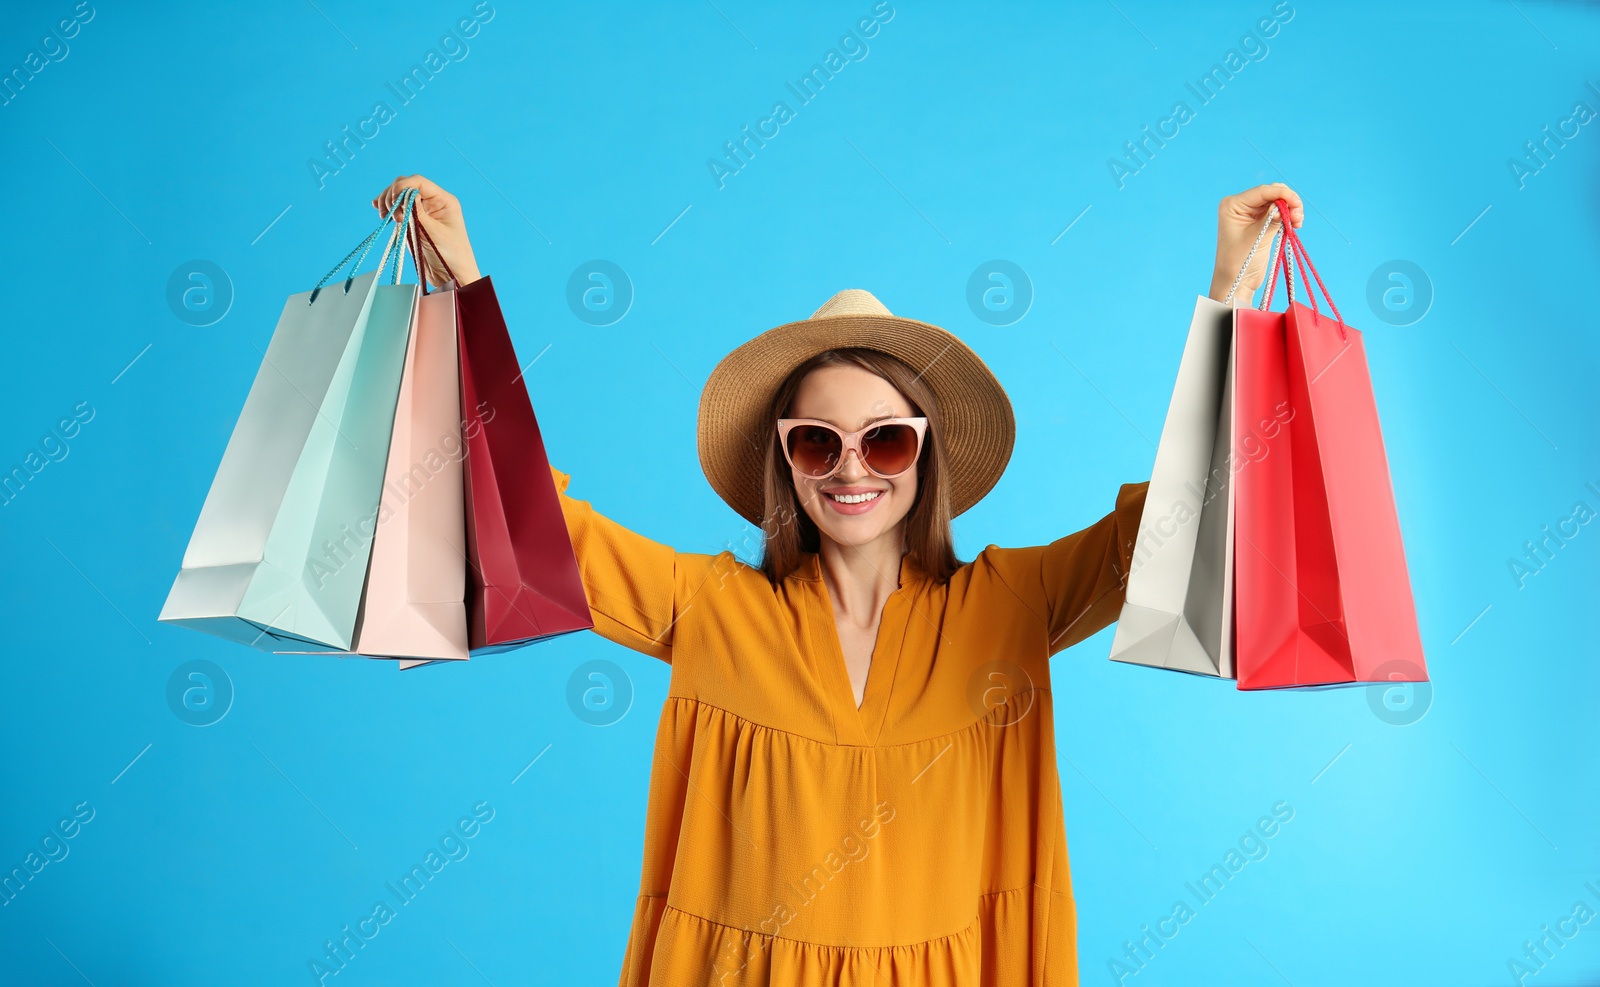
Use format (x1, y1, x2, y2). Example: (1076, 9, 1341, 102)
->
(1109, 295, 1237, 677)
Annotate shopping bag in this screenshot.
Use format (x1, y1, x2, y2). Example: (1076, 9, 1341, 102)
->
(409, 221, 592, 656)
(271, 200, 472, 665)
(344, 214, 470, 662)
(1233, 201, 1428, 689)
(1109, 295, 1237, 677)
(159, 191, 421, 651)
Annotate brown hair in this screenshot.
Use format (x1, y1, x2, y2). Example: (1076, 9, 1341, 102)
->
(756, 348, 962, 586)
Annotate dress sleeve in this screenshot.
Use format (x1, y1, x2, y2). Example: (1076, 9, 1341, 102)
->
(549, 463, 681, 664)
(982, 480, 1150, 657)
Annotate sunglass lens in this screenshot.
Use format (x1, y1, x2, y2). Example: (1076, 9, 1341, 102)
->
(861, 424, 919, 476)
(787, 424, 843, 476)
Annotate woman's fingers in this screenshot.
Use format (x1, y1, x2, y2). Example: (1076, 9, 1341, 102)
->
(371, 175, 462, 226)
(1208, 183, 1304, 302)
(1226, 182, 1303, 227)
(371, 176, 409, 215)
(366, 173, 482, 287)
(401, 175, 460, 222)
(374, 177, 419, 218)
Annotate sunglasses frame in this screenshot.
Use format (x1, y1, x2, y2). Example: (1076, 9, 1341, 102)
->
(775, 416, 929, 481)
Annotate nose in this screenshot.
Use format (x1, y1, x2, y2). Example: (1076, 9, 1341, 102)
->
(833, 445, 869, 479)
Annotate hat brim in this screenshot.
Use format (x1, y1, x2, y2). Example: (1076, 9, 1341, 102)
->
(697, 313, 1015, 526)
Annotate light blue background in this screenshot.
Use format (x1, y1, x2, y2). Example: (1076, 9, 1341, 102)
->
(2, 1, 1597, 984)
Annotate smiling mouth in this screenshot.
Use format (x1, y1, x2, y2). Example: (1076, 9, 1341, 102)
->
(824, 490, 883, 505)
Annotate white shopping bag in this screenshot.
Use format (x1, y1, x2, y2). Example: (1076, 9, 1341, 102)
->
(1109, 296, 1237, 677)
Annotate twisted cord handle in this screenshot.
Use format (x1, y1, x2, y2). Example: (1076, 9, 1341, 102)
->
(1222, 210, 1279, 306)
(1263, 198, 1347, 340)
(407, 206, 459, 289)
(308, 188, 418, 303)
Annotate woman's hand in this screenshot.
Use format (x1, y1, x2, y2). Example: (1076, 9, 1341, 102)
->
(372, 175, 482, 288)
(1207, 183, 1304, 305)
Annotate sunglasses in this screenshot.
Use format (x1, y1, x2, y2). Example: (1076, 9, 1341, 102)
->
(776, 417, 929, 481)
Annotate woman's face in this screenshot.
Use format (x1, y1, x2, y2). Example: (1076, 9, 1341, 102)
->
(785, 364, 920, 552)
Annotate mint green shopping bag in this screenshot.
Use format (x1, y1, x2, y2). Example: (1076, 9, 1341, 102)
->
(160, 190, 422, 651)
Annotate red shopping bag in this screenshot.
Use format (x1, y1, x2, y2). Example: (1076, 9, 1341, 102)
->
(455, 275, 594, 652)
(408, 221, 593, 654)
(1233, 202, 1427, 690)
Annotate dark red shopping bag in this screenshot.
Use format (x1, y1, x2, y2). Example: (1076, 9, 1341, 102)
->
(453, 275, 594, 652)
(1233, 202, 1427, 690)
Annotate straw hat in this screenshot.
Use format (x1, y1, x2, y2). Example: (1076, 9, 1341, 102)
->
(697, 289, 1015, 525)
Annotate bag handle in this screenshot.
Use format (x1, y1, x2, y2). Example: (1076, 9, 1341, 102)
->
(405, 205, 429, 294)
(373, 191, 435, 293)
(1223, 209, 1281, 305)
(1285, 216, 1347, 338)
(1260, 212, 1294, 310)
(373, 188, 417, 288)
(1223, 203, 1300, 312)
(407, 206, 459, 290)
(309, 188, 418, 303)
(1258, 198, 1348, 340)
(380, 188, 437, 293)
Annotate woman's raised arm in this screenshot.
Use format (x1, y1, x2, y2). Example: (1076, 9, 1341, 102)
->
(373, 176, 700, 663)
(981, 182, 1302, 654)
(549, 464, 693, 663)
(981, 480, 1150, 657)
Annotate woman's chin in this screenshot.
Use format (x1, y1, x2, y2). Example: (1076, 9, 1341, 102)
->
(816, 522, 883, 548)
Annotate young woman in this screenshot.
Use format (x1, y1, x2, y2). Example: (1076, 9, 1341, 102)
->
(374, 177, 1304, 986)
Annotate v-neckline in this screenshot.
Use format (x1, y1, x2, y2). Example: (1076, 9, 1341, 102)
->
(804, 552, 918, 747)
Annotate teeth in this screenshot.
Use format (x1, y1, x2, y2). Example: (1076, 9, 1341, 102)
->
(826, 490, 882, 505)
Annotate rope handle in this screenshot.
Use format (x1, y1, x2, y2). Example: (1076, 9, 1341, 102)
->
(1226, 203, 1296, 310)
(384, 189, 439, 293)
(1260, 200, 1295, 311)
(405, 205, 428, 294)
(1284, 218, 1346, 339)
(375, 189, 417, 287)
(407, 206, 459, 289)
(376, 190, 433, 293)
(316, 188, 408, 291)
(309, 188, 418, 303)
(1222, 209, 1278, 305)
(1258, 197, 1347, 341)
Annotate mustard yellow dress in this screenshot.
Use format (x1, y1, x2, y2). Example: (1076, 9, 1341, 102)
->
(551, 465, 1150, 986)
